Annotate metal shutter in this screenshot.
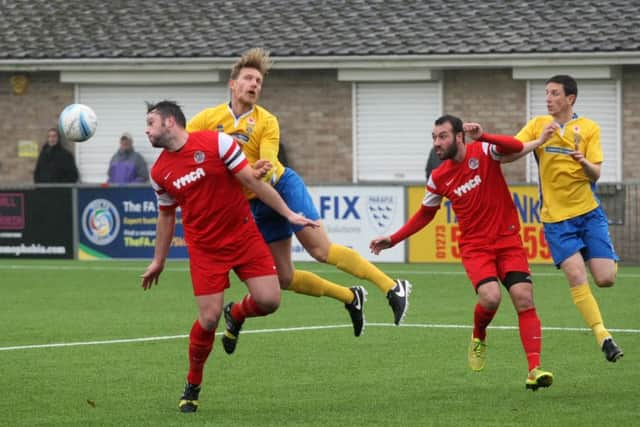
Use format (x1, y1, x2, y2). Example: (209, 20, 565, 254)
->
(76, 84, 227, 183)
(354, 82, 441, 182)
(526, 80, 621, 182)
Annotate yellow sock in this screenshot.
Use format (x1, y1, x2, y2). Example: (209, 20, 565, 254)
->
(570, 283, 610, 345)
(326, 243, 395, 293)
(288, 270, 354, 304)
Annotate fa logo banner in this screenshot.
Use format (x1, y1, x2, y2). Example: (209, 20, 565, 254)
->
(81, 198, 121, 246)
(366, 195, 396, 234)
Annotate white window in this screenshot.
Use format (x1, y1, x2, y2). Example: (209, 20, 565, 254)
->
(75, 84, 227, 183)
(526, 79, 621, 182)
(353, 82, 442, 182)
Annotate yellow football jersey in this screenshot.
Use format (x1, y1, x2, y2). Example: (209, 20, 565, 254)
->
(516, 114, 603, 223)
(187, 103, 284, 199)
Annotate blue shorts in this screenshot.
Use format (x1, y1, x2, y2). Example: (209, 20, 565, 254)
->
(250, 168, 320, 243)
(543, 206, 618, 267)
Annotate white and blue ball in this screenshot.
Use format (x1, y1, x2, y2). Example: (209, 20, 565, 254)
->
(58, 103, 98, 142)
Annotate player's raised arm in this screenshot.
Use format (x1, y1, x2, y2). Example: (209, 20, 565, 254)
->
(463, 122, 524, 155)
(370, 204, 438, 255)
(235, 165, 319, 229)
(500, 122, 559, 163)
(463, 122, 484, 140)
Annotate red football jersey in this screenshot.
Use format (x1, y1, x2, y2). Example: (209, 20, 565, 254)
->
(150, 130, 252, 251)
(424, 141, 520, 243)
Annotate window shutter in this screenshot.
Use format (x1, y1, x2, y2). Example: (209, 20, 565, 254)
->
(76, 84, 227, 183)
(355, 82, 441, 182)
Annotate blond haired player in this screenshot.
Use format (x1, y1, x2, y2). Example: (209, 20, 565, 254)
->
(188, 48, 411, 347)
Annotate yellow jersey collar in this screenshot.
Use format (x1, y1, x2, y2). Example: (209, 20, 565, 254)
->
(557, 112, 579, 129)
(227, 102, 255, 123)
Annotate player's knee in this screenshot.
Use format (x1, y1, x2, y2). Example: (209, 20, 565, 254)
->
(260, 301, 279, 314)
(512, 292, 535, 311)
(477, 280, 501, 310)
(199, 313, 220, 330)
(480, 297, 500, 311)
(560, 259, 587, 284)
(594, 274, 616, 288)
(256, 295, 280, 314)
(503, 272, 534, 310)
(308, 247, 329, 263)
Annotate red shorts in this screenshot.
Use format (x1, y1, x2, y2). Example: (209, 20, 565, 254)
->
(188, 228, 276, 296)
(459, 233, 530, 290)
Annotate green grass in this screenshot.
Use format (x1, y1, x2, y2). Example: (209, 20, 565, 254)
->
(1, 260, 638, 426)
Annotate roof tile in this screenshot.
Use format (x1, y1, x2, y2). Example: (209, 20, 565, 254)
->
(0, 0, 639, 60)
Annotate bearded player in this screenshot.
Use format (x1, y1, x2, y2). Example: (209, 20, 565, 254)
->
(370, 114, 554, 390)
(141, 100, 317, 412)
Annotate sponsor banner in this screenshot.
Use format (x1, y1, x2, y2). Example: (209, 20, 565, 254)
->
(0, 188, 73, 258)
(77, 187, 187, 259)
(407, 185, 552, 264)
(292, 186, 405, 262)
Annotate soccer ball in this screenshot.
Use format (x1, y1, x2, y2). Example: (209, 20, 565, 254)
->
(58, 103, 98, 142)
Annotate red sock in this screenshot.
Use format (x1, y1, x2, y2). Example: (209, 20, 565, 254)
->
(230, 294, 267, 323)
(186, 320, 215, 386)
(518, 308, 542, 371)
(473, 303, 497, 341)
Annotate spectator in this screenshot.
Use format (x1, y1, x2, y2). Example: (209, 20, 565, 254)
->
(277, 139, 288, 167)
(107, 132, 149, 183)
(33, 128, 79, 183)
(424, 146, 442, 180)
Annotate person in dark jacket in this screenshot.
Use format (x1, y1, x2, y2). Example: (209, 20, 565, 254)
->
(33, 128, 79, 183)
(425, 146, 442, 181)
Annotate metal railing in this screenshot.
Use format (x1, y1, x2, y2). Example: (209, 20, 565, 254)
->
(1, 182, 639, 264)
(598, 182, 640, 264)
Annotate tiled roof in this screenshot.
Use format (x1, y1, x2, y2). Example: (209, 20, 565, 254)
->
(1, 0, 639, 60)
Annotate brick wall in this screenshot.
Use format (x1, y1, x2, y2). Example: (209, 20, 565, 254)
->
(0, 68, 636, 186)
(443, 69, 528, 183)
(622, 66, 640, 181)
(259, 70, 352, 184)
(262, 69, 531, 184)
(0, 72, 74, 185)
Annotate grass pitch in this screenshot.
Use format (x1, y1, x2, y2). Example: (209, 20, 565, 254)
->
(1, 260, 638, 426)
